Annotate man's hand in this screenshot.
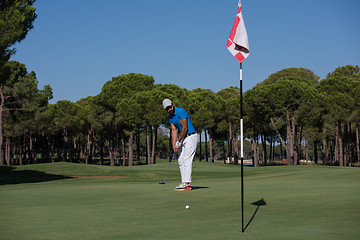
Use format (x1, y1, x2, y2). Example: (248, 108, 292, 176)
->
(173, 140, 181, 153)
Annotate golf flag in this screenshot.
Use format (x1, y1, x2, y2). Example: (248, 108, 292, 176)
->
(227, 0, 250, 63)
(227, 0, 249, 233)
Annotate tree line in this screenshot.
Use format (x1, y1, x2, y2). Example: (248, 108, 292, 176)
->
(1, 0, 359, 167)
(245, 66, 359, 166)
(0, 61, 359, 167)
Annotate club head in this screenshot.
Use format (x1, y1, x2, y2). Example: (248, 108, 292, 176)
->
(159, 181, 165, 184)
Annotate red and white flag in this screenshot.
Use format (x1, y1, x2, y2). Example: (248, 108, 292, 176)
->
(227, 0, 250, 63)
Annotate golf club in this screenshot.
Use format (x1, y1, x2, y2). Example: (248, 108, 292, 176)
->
(159, 152, 176, 184)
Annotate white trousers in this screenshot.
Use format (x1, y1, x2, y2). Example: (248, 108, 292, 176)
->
(178, 134, 198, 183)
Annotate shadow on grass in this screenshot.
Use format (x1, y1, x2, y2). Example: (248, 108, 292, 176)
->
(0, 166, 72, 185)
(191, 186, 209, 190)
(243, 198, 267, 231)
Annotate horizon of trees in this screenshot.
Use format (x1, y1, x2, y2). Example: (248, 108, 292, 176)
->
(0, 61, 359, 167)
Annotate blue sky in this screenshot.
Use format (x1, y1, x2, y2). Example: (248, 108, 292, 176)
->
(11, 0, 360, 103)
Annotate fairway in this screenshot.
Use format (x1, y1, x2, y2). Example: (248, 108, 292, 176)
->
(1, 162, 360, 240)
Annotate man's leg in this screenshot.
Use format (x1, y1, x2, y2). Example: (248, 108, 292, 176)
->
(178, 134, 197, 184)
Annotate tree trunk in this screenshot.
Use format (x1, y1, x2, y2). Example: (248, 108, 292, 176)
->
(228, 118, 233, 163)
(19, 144, 23, 165)
(5, 138, 10, 166)
(299, 125, 304, 161)
(261, 132, 267, 165)
(115, 133, 120, 165)
(338, 123, 344, 166)
(151, 126, 157, 165)
(30, 136, 36, 164)
(209, 131, 214, 162)
(293, 122, 300, 165)
(356, 124, 360, 164)
(199, 130, 202, 161)
(86, 128, 93, 164)
(335, 124, 339, 165)
(286, 113, 294, 165)
(0, 89, 4, 165)
(280, 142, 284, 161)
(222, 141, 226, 164)
(205, 129, 208, 162)
(99, 137, 104, 166)
(106, 140, 115, 167)
(50, 140, 55, 163)
(251, 122, 258, 166)
(42, 131, 49, 162)
(345, 123, 350, 166)
(122, 138, 126, 166)
(321, 133, 328, 165)
(12, 145, 17, 165)
(146, 123, 151, 165)
(71, 137, 76, 163)
(128, 132, 134, 166)
(305, 140, 309, 162)
(109, 150, 115, 166)
(251, 135, 258, 167)
(314, 141, 318, 164)
(256, 136, 260, 164)
(63, 128, 68, 162)
(269, 133, 273, 163)
(136, 131, 141, 165)
(233, 129, 239, 164)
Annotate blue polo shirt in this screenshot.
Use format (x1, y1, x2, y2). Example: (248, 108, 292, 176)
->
(168, 107, 196, 135)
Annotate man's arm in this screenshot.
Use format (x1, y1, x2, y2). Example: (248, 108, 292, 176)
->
(171, 118, 188, 152)
(178, 118, 188, 142)
(171, 123, 178, 152)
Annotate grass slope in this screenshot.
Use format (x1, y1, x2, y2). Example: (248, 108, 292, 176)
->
(0, 161, 359, 240)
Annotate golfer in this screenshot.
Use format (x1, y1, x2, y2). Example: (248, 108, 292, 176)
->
(162, 99, 197, 191)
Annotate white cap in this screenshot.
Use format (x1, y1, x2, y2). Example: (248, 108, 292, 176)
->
(162, 99, 172, 109)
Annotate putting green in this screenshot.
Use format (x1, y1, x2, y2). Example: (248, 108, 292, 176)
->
(0, 162, 359, 240)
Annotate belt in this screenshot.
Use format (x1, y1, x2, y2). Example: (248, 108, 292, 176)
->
(185, 132, 196, 138)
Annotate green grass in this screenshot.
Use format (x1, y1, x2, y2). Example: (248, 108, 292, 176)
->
(1, 161, 360, 240)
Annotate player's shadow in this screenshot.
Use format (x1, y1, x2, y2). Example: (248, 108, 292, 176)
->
(243, 198, 267, 231)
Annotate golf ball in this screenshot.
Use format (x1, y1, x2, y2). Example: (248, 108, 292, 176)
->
(185, 205, 190, 209)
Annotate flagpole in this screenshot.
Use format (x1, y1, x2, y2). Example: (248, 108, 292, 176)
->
(240, 62, 244, 232)
(226, 0, 248, 231)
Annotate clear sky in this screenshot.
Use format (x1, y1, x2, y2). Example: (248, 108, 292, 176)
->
(10, 0, 360, 103)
